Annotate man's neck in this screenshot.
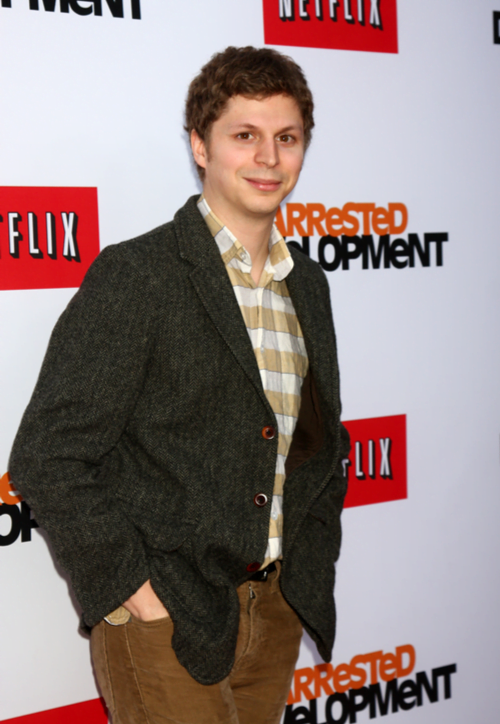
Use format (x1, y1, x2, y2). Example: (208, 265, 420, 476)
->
(203, 192, 275, 285)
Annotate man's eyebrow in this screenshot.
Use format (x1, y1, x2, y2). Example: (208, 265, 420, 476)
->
(228, 122, 303, 134)
(275, 125, 303, 134)
(227, 123, 260, 132)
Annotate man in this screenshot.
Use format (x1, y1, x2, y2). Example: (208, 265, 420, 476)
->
(9, 46, 350, 723)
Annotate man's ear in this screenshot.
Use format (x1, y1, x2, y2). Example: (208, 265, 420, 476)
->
(191, 130, 207, 170)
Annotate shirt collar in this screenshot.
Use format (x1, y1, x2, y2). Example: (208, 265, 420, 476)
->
(197, 195, 294, 282)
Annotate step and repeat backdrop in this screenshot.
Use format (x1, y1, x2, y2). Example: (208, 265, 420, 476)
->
(1, 1, 499, 722)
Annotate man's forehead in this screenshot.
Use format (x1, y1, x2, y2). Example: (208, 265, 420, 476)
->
(217, 94, 304, 127)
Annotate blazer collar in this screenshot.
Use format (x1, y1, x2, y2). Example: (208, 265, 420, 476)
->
(173, 195, 226, 270)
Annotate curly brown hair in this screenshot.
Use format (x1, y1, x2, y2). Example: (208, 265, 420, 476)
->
(185, 46, 314, 180)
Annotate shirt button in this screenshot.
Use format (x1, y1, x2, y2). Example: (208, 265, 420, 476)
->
(246, 561, 261, 573)
(261, 425, 276, 440)
(254, 493, 268, 507)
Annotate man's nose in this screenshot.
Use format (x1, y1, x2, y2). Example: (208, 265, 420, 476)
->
(255, 138, 279, 167)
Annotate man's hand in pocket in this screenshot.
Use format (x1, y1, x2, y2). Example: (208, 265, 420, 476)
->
(123, 580, 169, 621)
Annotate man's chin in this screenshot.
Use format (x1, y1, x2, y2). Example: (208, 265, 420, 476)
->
(242, 194, 287, 218)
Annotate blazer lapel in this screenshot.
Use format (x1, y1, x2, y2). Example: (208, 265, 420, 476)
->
(286, 257, 338, 435)
(173, 196, 273, 416)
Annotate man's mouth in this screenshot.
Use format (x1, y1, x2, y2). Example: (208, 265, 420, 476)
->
(244, 177, 282, 192)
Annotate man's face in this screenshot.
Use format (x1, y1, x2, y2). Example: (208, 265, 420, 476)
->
(191, 94, 305, 225)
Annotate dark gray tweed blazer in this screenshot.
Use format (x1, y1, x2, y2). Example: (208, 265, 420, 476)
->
(9, 195, 350, 685)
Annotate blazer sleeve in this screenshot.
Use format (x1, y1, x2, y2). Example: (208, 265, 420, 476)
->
(8, 243, 157, 625)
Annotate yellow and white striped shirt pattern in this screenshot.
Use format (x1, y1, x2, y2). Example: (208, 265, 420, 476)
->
(198, 196, 309, 569)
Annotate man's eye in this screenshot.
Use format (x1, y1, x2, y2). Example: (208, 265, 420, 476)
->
(278, 134, 294, 143)
(237, 132, 252, 140)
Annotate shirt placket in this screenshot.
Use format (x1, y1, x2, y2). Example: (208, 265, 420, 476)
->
(256, 284, 265, 357)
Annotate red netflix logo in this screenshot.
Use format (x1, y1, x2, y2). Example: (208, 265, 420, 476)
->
(343, 414, 406, 508)
(263, 0, 398, 54)
(0, 187, 100, 291)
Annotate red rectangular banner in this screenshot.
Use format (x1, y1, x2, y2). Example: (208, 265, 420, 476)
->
(0, 186, 100, 291)
(343, 414, 407, 507)
(263, 0, 398, 54)
(0, 698, 107, 724)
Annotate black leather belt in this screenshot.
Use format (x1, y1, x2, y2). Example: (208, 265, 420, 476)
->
(248, 561, 277, 581)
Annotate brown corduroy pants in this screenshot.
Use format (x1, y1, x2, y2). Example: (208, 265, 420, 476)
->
(90, 565, 303, 724)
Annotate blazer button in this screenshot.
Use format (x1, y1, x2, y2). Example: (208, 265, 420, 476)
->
(261, 425, 276, 440)
(246, 562, 261, 573)
(254, 493, 268, 507)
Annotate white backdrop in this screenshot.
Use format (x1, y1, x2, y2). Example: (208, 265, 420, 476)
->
(1, 1, 500, 722)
